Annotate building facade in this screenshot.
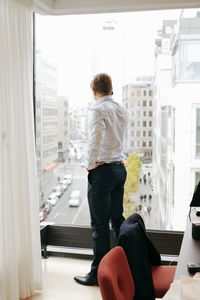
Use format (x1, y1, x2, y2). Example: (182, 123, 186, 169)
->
(122, 77, 154, 160)
(58, 96, 69, 162)
(35, 54, 58, 195)
(153, 11, 200, 230)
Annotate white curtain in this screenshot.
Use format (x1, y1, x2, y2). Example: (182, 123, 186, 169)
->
(0, 0, 42, 299)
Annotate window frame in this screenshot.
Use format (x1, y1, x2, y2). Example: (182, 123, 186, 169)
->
(34, 10, 186, 257)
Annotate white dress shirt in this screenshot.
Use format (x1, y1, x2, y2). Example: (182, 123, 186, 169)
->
(87, 95, 129, 170)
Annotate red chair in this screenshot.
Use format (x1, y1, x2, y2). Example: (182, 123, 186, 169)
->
(98, 246, 176, 300)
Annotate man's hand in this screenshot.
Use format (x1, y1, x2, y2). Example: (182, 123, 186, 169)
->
(86, 162, 104, 172)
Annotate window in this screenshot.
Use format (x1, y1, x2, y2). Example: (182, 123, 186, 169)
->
(176, 40, 200, 82)
(137, 90, 141, 97)
(35, 9, 194, 235)
(196, 172, 200, 185)
(196, 109, 200, 157)
(131, 140, 134, 147)
(143, 100, 147, 107)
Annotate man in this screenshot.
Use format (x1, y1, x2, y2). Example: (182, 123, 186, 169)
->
(74, 73, 129, 286)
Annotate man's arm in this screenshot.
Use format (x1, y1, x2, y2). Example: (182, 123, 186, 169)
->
(87, 109, 106, 171)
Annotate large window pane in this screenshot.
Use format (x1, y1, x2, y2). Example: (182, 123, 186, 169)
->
(35, 8, 200, 232)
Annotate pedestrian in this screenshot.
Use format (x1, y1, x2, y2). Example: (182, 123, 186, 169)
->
(74, 73, 129, 286)
(149, 194, 152, 203)
(147, 205, 152, 214)
(140, 195, 143, 202)
(148, 172, 150, 177)
(143, 194, 147, 202)
(138, 204, 142, 211)
(143, 174, 146, 182)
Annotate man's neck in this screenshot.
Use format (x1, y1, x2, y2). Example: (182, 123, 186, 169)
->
(95, 93, 110, 101)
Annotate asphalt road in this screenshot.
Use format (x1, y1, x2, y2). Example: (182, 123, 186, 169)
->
(44, 162, 91, 226)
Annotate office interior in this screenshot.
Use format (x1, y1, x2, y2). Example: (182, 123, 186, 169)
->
(1, 0, 200, 300)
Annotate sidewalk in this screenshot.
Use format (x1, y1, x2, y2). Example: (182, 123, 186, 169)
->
(129, 165, 161, 230)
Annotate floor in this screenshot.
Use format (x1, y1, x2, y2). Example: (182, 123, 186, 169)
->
(27, 257, 101, 300)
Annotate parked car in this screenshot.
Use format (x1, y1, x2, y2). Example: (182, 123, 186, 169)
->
(69, 190, 81, 207)
(39, 208, 48, 222)
(59, 180, 68, 191)
(64, 174, 72, 185)
(81, 161, 87, 168)
(52, 186, 63, 198)
(44, 201, 52, 214)
(47, 193, 58, 206)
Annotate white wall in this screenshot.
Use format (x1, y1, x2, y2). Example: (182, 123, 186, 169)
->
(172, 83, 200, 229)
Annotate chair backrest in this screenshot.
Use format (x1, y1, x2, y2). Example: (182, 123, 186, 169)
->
(98, 246, 135, 300)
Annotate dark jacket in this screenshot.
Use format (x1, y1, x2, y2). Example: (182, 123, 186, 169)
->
(117, 213, 161, 300)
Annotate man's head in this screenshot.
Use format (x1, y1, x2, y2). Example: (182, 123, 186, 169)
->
(90, 73, 113, 99)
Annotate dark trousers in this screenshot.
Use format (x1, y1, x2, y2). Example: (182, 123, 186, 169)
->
(87, 163, 127, 276)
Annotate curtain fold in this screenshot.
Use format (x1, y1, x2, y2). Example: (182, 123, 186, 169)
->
(0, 0, 42, 299)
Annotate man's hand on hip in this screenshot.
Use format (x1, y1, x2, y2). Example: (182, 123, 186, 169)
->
(87, 162, 104, 172)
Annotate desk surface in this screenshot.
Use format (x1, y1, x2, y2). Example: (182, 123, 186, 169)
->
(175, 214, 200, 279)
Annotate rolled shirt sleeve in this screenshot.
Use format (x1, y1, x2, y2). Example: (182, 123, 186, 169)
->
(87, 109, 106, 170)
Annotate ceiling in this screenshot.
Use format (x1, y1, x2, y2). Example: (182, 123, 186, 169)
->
(33, 0, 200, 15)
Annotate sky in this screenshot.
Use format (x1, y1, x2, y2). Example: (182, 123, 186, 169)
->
(35, 9, 183, 108)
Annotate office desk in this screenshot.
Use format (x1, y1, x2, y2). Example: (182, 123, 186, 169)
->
(175, 215, 200, 279)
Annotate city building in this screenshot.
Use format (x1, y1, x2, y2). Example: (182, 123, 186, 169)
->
(122, 77, 154, 160)
(92, 19, 125, 101)
(57, 96, 69, 162)
(35, 54, 58, 194)
(69, 107, 88, 141)
(153, 20, 177, 229)
(153, 11, 200, 230)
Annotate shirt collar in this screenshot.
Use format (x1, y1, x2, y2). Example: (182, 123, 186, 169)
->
(94, 95, 113, 106)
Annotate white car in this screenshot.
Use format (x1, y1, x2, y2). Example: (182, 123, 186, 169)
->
(59, 180, 68, 191)
(47, 193, 58, 206)
(68, 190, 81, 207)
(52, 186, 63, 198)
(68, 198, 80, 207)
(81, 161, 87, 168)
(64, 174, 72, 185)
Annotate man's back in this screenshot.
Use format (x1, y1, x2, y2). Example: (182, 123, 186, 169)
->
(89, 95, 129, 163)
